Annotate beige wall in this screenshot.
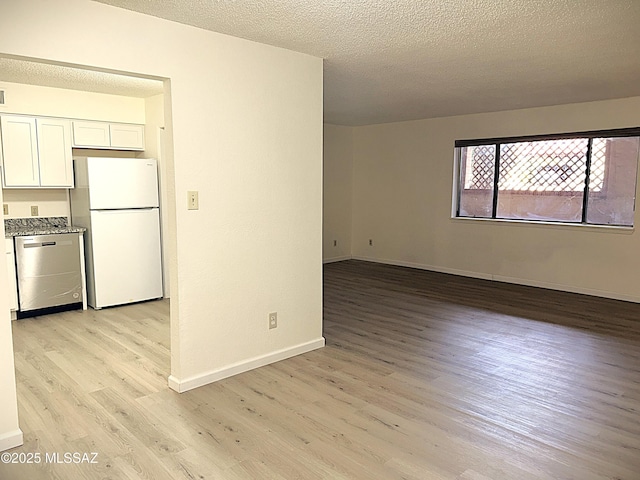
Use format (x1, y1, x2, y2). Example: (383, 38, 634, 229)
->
(351, 96, 640, 301)
(0, 0, 323, 446)
(323, 124, 353, 262)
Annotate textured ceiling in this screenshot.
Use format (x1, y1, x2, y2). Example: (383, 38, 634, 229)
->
(91, 0, 640, 125)
(0, 57, 163, 98)
(6, 1, 640, 125)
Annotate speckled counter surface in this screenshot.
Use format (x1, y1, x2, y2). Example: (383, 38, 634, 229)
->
(4, 217, 86, 237)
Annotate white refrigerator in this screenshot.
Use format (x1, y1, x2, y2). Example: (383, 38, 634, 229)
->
(70, 157, 163, 309)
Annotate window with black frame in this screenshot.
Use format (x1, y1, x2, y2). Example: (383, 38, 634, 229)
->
(455, 129, 640, 227)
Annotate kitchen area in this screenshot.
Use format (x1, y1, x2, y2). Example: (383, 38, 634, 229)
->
(1, 62, 169, 323)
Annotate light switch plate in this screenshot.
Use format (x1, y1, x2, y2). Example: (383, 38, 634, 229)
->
(187, 191, 199, 210)
(3, 204, 8, 216)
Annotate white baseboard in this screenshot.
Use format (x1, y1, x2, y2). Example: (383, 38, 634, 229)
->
(352, 255, 494, 281)
(0, 429, 23, 452)
(168, 337, 326, 393)
(351, 255, 640, 304)
(323, 255, 352, 264)
(492, 274, 640, 303)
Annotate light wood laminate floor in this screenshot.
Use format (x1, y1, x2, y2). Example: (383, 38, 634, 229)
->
(2, 259, 640, 479)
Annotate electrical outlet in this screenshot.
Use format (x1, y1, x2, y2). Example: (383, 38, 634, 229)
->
(369, 239, 373, 246)
(269, 312, 278, 329)
(2, 204, 8, 216)
(187, 191, 199, 210)
(30, 205, 39, 216)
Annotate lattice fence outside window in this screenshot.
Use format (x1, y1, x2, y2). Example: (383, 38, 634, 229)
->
(499, 139, 587, 192)
(464, 139, 607, 192)
(590, 139, 607, 192)
(464, 145, 495, 190)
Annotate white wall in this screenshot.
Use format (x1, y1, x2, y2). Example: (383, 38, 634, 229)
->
(2, 189, 70, 219)
(0, 81, 145, 122)
(0, 0, 323, 446)
(351, 96, 640, 302)
(323, 124, 353, 262)
(0, 187, 21, 451)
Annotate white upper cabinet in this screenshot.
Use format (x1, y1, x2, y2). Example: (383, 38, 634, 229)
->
(110, 123, 145, 150)
(37, 118, 74, 187)
(0, 115, 39, 187)
(0, 115, 73, 188)
(72, 121, 145, 151)
(72, 121, 110, 148)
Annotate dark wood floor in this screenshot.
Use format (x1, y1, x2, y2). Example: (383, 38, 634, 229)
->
(2, 259, 640, 479)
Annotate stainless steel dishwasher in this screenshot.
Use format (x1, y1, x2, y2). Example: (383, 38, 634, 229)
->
(15, 232, 83, 315)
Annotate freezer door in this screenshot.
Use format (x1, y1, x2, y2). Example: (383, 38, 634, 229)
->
(88, 208, 163, 309)
(86, 157, 159, 209)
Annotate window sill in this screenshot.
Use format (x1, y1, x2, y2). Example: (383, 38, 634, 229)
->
(451, 216, 635, 234)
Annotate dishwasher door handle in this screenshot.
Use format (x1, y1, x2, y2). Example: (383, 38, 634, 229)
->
(23, 242, 44, 248)
(22, 240, 72, 248)
(23, 242, 55, 248)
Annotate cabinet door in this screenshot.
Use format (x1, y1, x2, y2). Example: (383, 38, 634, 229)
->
(72, 120, 110, 148)
(37, 118, 74, 187)
(5, 239, 18, 311)
(0, 115, 40, 187)
(110, 123, 145, 150)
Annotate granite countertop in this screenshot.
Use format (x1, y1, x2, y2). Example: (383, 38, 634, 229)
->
(5, 217, 86, 238)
